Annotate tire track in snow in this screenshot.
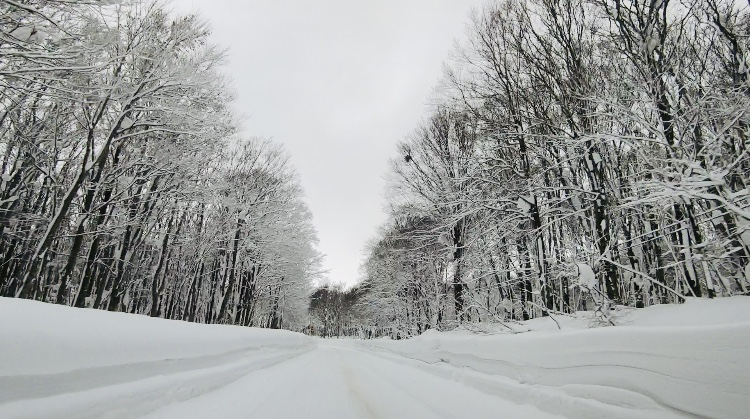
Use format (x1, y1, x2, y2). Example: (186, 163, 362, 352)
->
(0, 347, 313, 419)
(355, 344, 687, 419)
(241, 349, 324, 418)
(0, 344, 311, 404)
(339, 349, 385, 419)
(337, 346, 454, 419)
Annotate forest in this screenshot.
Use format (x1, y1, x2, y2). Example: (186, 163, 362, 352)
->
(0, 0, 321, 328)
(312, 0, 750, 338)
(2, 2, 749, 418)
(2, 0, 749, 339)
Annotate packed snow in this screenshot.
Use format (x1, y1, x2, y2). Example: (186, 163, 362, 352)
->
(359, 297, 750, 418)
(1, 297, 748, 418)
(0, 298, 313, 377)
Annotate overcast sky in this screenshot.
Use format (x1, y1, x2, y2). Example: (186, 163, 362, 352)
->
(173, 0, 485, 286)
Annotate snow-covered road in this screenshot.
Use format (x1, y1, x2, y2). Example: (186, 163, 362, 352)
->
(3, 298, 748, 418)
(145, 340, 559, 419)
(1, 340, 558, 419)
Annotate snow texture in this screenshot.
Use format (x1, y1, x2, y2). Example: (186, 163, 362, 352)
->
(10, 26, 33, 42)
(360, 297, 750, 419)
(0, 298, 311, 377)
(1, 297, 748, 418)
(576, 263, 597, 289)
(120, 117, 134, 129)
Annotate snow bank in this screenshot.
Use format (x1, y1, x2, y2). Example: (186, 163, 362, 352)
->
(360, 297, 750, 419)
(0, 297, 313, 377)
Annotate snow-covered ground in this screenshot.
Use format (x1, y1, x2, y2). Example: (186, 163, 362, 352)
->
(1, 297, 748, 418)
(0, 298, 314, 418)
(358, 297, 750, 419)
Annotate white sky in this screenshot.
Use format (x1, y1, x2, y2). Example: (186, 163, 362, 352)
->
(173, 0, 485, 286)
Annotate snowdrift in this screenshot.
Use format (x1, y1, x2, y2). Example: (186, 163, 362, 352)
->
(0, 298, 315, 419)
(0, 297, 313, 377)
(359, 297, 750, 419)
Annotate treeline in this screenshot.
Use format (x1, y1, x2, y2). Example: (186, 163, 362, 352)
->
(0, 1, 320, 329)
(348, 0, 750, 338)
(308, 284, 369, 338)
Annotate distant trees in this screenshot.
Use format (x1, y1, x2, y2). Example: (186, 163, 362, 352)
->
(358, 0, 750, 337)
(308, 284, 368, 337)
(0, 0, 320, 330)
(5, 0, 748, 338)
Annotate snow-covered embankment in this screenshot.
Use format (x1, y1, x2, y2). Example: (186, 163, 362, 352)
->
(358, 297, 750, 419)
(0, 298, 314, 418)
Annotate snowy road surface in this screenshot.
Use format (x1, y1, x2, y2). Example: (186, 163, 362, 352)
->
(146, 340, 560, 419)
(2, 340, 560, 419)
(5, 298, 748, 418)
